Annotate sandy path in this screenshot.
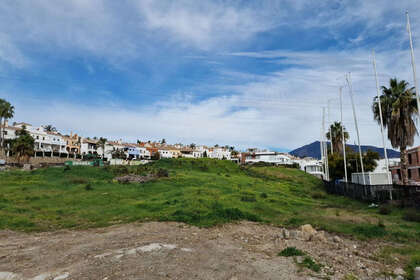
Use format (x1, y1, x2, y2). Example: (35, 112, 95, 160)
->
(0, 222, 398, 280)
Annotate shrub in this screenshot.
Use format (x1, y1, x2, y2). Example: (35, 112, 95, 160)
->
(156, 168, 169, 178)
(300, 256, 322, 272)
(405, 254, 420, 280)
(278, 247, 305, 257)
(260, 193, 268, 199)
(68, 177, 88, 185)
(311, 191, 326, 199)
(63, 165, 71, 172)
(403, 209, 420, 223)
(240, 194, 256, 202)
(353, 224, 387, 238)
(378, 204, 392, 215)
(84, 184, 93, 191)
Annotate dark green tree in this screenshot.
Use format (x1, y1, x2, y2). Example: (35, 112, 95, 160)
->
(372, 78, 418, 184)
(11, 126, 35, 163)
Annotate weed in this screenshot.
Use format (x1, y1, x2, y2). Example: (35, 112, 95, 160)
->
(378, 204, 392, 215)
(300, 256, 322, 272)
(311, 191, 326, 199)
(403, 209, 420, 223)
(343, 274, 359, 280)
(85, 184, 93, 191)
(353, 224, 387, 238)
(278, 247, 305, 257)
(260, 193, 268, 199)
(240, 193, 256, 202)
(406, 254, 420, 280)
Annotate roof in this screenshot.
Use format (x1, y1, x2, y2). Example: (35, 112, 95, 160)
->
(82, 138, 98, 144)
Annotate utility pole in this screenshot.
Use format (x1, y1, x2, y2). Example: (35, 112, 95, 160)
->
(328, 99, 334, 155)
(339, 87, 348, 182)
(372, 51, 392, 190)
(322, 107, 329, 181)
(407, 11, 420, 117)
(346, 73, 366, 185)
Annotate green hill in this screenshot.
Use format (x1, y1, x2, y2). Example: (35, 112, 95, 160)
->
(0, 158, 418, 244)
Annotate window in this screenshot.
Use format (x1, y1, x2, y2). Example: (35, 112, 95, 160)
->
(397, 169, 401, 180)
(408, 169, 412, 179)
(408, 154, 412, 165)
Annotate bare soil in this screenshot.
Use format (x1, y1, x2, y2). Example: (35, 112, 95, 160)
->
(0, 222, 400, 280)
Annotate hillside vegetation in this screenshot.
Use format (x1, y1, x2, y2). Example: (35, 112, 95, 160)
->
(0, 159, 417, 241)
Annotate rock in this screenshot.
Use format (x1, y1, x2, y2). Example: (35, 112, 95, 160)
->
(0, 272, 20, 280)
(415, 267, 420, 280)
(53, 273, 69, 280)
(333, 236, 342, 243)
(395, 276, 404, 280)
(289, 230, 302, 240)
(296, 256, 304, 263)
(23, 164, 32, 171)
(312, 231, 327, 242)
(300, 224, 317, 241)
(282, 229, 290, 239)
(394, 267, 405, 276)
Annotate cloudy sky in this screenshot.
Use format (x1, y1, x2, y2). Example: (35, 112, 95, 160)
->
(1, 0, 420, 151)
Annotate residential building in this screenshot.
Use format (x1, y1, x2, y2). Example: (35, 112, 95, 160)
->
(63, 133, 81, 154)
(243, 149, 292, 165)
(80, 138, 99, 155)
(390, 146, 419, 184)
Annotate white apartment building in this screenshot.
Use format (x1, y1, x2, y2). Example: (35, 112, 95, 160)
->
(208, 147, 231, 160)
(294, 158, 324, 178)
(80, 138, 99, 155)
(245, 150, 291, 165)
(14, 123, 67, 154)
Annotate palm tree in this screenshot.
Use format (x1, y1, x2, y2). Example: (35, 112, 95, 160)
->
(326, 122, 349, 155)
(0, 100, 14, 150)
(372, 78, 418, 185)
(98, 137, 107, 159)
(43, 125, 57, 132)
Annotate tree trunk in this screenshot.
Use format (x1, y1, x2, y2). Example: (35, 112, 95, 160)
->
(400, 145, 409, 185)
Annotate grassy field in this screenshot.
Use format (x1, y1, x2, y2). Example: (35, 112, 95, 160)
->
(0, 158, 419, 275)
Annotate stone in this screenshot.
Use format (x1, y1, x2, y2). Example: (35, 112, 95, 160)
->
(301, 224, 317, 241)
(0, 272, 20, 280)
(415, 267, 420, 280)
(333, 236, 342, 243)
(282, 229, 290, 239)
(289, 230, 302, 240)
(23, 164, 32, 171)
(394, 267, 405, 276)
(53, 273, 69, 280)
(313, 231, 327, 242)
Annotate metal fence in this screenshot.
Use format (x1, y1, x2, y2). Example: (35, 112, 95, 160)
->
(323, 180, 420, 207)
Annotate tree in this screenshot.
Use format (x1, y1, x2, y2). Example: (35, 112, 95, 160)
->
(328, 148, 379, 181)
(111, 149, 126, 160)
(372, 78, 418, 184)
(0, 99, 14, 150)
(189, 143, 196, 149)
(203, 150, 208, 158)
(43, 125, 57, 132)
(98, 137, 107, 159)
(161, 138, 166, 144)
(326, 122, 349, 155)
(11, 126, 35, 163)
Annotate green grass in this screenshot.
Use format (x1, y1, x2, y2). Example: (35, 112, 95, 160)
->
(278, 247, 305, 257)
(0, 158, 419, 274)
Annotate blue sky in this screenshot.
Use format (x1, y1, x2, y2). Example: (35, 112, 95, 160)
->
(1, 0, 420, 151)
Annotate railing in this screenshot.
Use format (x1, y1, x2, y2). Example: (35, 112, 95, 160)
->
(323, 180, 420, 207)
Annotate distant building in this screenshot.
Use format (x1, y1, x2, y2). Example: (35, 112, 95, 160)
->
(390, 146, 420, 184)
(242, 149, 293, 165)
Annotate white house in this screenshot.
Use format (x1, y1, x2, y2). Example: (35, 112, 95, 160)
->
(208, 147, 231, 160)
(80, 138, 99, 155)
(294, 157, 324, 178)
(245, 150, 292, 165)
(14, 123, 67, 154)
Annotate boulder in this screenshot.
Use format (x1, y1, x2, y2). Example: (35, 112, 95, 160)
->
(312, 231, 327, 242)
(300, 224, 317, 241)
(394, 267, 405, 276)
(333, 236, 342, 243)
(23, 164, 32, 171)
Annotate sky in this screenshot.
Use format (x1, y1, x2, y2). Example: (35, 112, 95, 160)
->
(1, 0, 420, 151)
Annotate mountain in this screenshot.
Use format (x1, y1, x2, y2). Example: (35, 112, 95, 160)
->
(290, 141, 400, 160)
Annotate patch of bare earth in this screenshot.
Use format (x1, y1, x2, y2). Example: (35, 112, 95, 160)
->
(0, 222, 402, 280)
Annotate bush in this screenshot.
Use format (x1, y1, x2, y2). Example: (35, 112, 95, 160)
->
(378, 204, 392, 215)
(84, 184, 93, 191)
(278, 247, 305, 257)
(300, 256, 322, 272)
(311, 191, 326, 199)
(156, 168, 169, 178)
(353, 224, 387, 238)
(405, 254, 420, 280)
(260, 193, 268, 199)
(68, 177, 88, 185)
(240, 194, 256, 202)
(403, 209, 420, 223)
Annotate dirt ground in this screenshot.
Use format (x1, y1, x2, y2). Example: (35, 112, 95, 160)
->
(0, 222, 403, 280)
